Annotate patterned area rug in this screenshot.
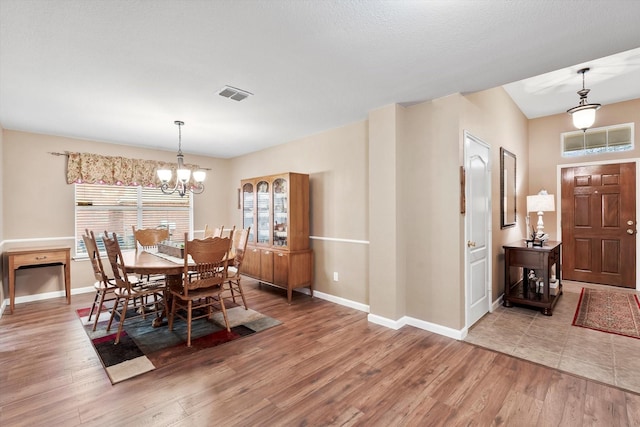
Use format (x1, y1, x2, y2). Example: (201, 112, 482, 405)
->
(77, 304, 281, 384)
(572, 288, 640, 339)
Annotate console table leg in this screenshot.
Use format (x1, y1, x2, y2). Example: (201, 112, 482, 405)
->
(542, 307, 552, 316)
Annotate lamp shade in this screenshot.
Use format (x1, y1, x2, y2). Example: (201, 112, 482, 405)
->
(527, 194, 555, 213)
(571, 107, 597, 130)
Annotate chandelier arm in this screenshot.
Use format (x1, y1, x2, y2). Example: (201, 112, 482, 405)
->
(190, 183, 205, 194)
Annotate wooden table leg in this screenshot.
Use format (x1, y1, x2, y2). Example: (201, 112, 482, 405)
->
(152, 273, 182, 327)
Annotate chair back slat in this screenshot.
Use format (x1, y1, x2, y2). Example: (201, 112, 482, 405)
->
(182, 232, 232, 296)
(83, 229, 108, 283)
(232, 227, 251, 272)
(102, 231, 134, 291)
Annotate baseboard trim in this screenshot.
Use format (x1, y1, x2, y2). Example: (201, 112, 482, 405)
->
(0, 286, 94, 320)
(311, 290, 370, 313)
(367, 313, 465, 340)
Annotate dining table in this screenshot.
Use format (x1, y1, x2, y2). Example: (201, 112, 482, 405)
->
(121, 249, 187, 327)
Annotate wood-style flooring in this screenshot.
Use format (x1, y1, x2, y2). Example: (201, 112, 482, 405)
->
(1, 278, 639, 426)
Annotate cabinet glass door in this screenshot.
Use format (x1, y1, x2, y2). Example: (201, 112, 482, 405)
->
(272, 178, 288, 247)
(242, 183, 255, 243)
(256, 180, 270, 244)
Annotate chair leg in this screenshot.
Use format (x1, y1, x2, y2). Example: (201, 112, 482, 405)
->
(235, 279, 248, 310)
(92, 289, 108, 331)
(187, 300, 193, 347)
(87, 289, 100, 321)
(114, 298, 130, 345)
(218, 294, 231, 333)
(229, 285, 238, 304)
(106, 296, 120, 332)
(168, 295, 176, 331)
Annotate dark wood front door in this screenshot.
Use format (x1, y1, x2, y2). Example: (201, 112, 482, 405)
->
(561, 162, 636, 288)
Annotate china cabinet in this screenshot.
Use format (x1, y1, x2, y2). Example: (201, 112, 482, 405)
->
(240, 172, 313, 302)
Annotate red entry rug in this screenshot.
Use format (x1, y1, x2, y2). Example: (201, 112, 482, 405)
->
(572, 288, 640, 339)
(77, 305, 281, 384)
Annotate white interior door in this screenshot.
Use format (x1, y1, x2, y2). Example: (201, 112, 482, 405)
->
(464, 132, 491, 327)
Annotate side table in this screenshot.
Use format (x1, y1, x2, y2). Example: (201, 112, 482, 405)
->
(6, 247, 71, 313)
(503, 240, 562, 316)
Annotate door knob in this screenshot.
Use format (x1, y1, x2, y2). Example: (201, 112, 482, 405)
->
(467, 241, 476, 248)
(627, 229, 635, 235)
(628, 220, 635, 226)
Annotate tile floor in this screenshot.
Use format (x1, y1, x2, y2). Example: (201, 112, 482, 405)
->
(465, 280, 640, 394)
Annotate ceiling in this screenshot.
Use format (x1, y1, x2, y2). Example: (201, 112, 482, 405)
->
(1, 1, 640, 159)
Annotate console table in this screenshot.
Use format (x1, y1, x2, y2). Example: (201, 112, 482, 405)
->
(6, 247, 71, 314)
(503, 240, 562, 316)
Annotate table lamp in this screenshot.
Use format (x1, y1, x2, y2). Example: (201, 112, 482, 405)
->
(526, 190, 555, 239)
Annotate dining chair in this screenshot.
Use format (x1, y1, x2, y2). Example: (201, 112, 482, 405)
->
(204, 224, 224, 238)
(84, 230, 144, 331)
(132, 226, 170, 251)
(168, 232, 234, 347)
(224, 227, 251, 310)
(102, 231, 166, 344)
(83, 229, 118, 331)
(132, 226, 170, 284)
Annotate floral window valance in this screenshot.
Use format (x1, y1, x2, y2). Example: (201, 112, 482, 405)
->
(66, 152, 199, 187)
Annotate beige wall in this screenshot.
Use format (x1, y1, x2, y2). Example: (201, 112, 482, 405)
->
(529, 98, 640, 241)
(228, 121, 370, 304)
(463, 87, 530, 311)
(369, 104, 404, 320)
(400, 94, 466, 327)
(0, 124, 4, 306)
(1, 130, 231, 299)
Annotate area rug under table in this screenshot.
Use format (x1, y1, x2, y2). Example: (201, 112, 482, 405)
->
(572, 287, 640, 339)
(77, 305, 281, 384)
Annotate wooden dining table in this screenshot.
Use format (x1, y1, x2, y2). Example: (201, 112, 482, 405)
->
(121, 250, 186, 326)
(121, 250, 184, 281)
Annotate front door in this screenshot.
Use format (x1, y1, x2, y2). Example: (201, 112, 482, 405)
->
(561, 162, 636, 288)
(465, 132, 491, 327)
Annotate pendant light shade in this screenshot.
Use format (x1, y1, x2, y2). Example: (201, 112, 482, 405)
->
(567, 68, 601, 131)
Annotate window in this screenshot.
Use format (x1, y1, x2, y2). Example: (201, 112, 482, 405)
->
(561, 123, 634, 157)
(75, 184, 192, 256)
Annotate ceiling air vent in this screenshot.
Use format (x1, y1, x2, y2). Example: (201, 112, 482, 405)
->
(218, 85, 253, 101)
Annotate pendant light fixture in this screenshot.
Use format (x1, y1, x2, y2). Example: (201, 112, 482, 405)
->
(567, 68, 601, 131)
(157, 120, 205, 197)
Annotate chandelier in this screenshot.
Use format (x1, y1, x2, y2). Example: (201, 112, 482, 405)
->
(567, 68, 601, 131)
(157, 120, 205, 197)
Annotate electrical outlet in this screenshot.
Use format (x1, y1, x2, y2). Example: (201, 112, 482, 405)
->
(333, 272, 339, 282)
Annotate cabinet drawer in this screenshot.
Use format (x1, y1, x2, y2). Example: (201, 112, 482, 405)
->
(12, 250, 67, 267)
(508, 250, 544, 268)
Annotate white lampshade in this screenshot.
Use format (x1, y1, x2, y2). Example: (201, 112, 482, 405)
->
(177, 168, 191, 182)
(192, 170, 206, 183)
(157, 169, 172, 182)
(527, 194, 555, 213)
(571, 107, 596, 130)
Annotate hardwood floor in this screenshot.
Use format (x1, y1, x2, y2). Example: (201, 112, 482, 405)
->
(1, 278, 639, 426)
